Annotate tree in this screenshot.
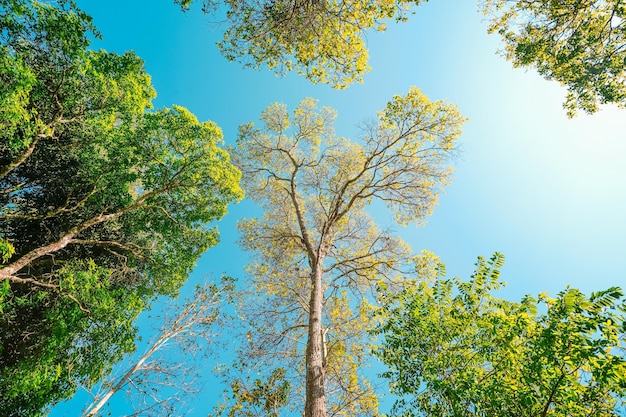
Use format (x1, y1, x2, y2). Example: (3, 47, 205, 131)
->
(176, 0, 427, 88)
(374, 252, 626, 417)
(481, 0, 626, 116)
(0, 1, 242, 414)
(228, 89, 465, 417)
(82, 278, 235, 417)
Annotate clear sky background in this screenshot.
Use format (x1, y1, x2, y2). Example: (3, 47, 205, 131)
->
(50, 0, 626, 415)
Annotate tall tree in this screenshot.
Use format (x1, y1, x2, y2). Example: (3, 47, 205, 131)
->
(176, 0, 427, 88)
(374, 252, 626, 416)
(229, 89, 465, 417)
(0, 1, 242, 414)
(481, 0, 626, 116)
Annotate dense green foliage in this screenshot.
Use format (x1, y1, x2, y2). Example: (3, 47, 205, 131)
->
(0, 1, 242, 414)
(374, 253, 626, 416)
(482, 0, 626, 116)
(177, 0, 427, 88)
(0, 261, 142, 416)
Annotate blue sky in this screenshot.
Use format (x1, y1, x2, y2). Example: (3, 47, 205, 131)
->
(50, 0, 626, 415)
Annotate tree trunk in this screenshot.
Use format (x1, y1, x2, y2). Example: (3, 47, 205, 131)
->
(83, 332, 171, 416)
(304, 265, 327, 417)
(83, 353, 146, 417)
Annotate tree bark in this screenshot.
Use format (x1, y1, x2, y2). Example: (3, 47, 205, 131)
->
(304, 264, 327, 417)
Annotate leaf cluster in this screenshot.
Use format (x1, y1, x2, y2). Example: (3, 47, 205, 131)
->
(482, 0, 626, 116)
(178, 0, 427, 88)
(214, 367, 291, 417)
(374, 253, 626, 416)
(0, 260, 143, 416)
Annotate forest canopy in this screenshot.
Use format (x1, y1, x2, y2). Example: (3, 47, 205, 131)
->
(0, 1, 242, 414)
(176, 0, 427, 88)
(2, 0, 626, 416)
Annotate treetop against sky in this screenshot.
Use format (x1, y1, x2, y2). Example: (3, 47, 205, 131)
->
(0, 0, 622, 415)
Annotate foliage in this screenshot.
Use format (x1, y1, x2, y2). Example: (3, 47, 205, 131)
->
(228, 89, 465, 416)
(0, 1, 242, 414)
(374, 253, 626, 416)
(176, 0, 427, 88)
(481, 0, 626, 116)
(0, 238, 14, 264)
(0, 260, 143, 417)
(213, 367, 292, 417)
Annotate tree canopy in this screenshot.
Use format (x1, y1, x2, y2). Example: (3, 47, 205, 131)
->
(176, 0, 427, 88)
(0, 1, 242, 414)
(225, 88, 465, 417)
(374, 252, 626, 416)
(6, 0, 626, 416)
(482, 0, 626, 116)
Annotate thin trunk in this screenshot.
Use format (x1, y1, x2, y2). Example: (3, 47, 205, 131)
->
(83, 332, 171, 417)
(304, 264, 327, 417)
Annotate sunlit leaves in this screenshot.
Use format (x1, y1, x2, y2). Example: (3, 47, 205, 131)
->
(374, 253, 626, 416)
(0, 51, 37, 150)
(0, 239, 14, 264)
(179, 0, 428, 88)
(214, 368, 292, 417)
(0, 0, 155, 156)
(481, 0, 626, 116)
(372, 87, 466, 225)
